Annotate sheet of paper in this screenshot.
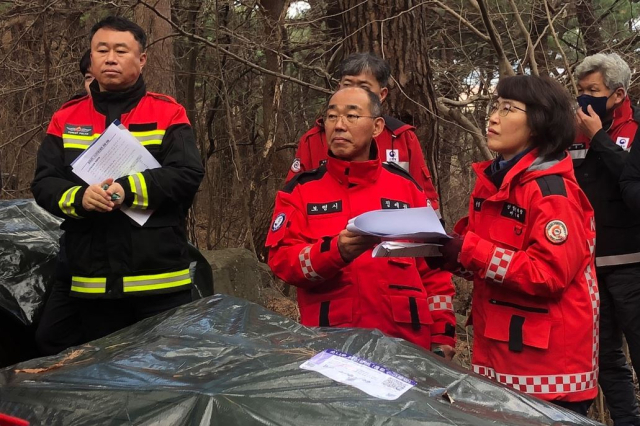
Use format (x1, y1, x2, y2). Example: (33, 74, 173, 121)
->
(372, 241, 442, 258)
(71, 121, 160, 225)
(346, 207, 449, 242)
(300, 349, 416, 401)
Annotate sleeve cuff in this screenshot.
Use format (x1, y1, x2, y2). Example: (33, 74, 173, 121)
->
(310, 236, 349, 280)
(115, 176, 134, 207)
(459, 231, 494, 272)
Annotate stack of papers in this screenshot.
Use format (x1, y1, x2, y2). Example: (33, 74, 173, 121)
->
(71, 120, 160, 225)
(346, 207, 449, 258)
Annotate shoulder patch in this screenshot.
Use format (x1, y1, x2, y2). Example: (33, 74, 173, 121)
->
(282, 166, 327, 194)
(146, 92, 179, 104)
(382, 115, 414, 135)
(382, 162, 423, 191)
(535, 175, 567, 197)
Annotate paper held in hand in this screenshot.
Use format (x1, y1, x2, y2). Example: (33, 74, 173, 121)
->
(346, 207, 449, 258)
(71, 120, 160, 225)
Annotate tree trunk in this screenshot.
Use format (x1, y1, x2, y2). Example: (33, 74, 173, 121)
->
(337, 1, 440, 187)
(575, 0, 605, 55)
(135, 0, 176, 97)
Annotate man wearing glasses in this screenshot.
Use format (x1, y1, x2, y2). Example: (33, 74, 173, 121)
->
(266, 86, 456, 357)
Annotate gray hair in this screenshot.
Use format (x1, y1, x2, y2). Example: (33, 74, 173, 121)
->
(575, 53, 631, 93)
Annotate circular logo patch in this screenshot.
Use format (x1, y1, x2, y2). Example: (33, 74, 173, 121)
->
(271, 213, 286, 232)
(290, 158, 301, 173)
(545, 220, 568, 244)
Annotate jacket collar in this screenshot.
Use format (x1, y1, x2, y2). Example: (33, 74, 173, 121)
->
(90, 76, 146, 120)
(576, 96, 634, 144)
(326, 141, 382, 187)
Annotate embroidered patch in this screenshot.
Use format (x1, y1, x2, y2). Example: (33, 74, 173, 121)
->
(308, 201, 342, 215)
(290, 157, 301, 173)
(545, 220, 568, 244)
(616, 137, 630, 150)
(271, 213, 286, 232)
(386, 149, 400, 163)
(381, 198, 409, 209)
(501, 203, 526, 223)
(64, 124, 93, 136)
(473, 197, 485, 212)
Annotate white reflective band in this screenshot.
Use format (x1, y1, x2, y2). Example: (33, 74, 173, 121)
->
(428, 295, 453, 312)
(123, 269, 191, 293)
(58, 186, 82, 218)
(62, 133, 100, 150)
(71, 276, 106, 294)
(299, 246, 323, 281)
(472, 365, 598, 394)
(569, 149, 587, 160)
(128, 172, 149, 209)
(596, 252, 640, 267)
(485, 247, 514, 284)
(131, 130, 165, 146)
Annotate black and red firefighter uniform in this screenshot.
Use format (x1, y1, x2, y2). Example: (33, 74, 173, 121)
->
(32, 76, 204, 342)
(451, 149, 598, 407)
(267, 143, 456, 351)
(571, 96, 640, 425)
(286, 116, 441, 216)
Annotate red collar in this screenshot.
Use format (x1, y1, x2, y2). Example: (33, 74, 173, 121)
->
(326, 143, 382, 187)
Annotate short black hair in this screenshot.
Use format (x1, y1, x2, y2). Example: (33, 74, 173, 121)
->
(337, 53, 391, 87)
(90, 16, 147, 52)
(79, 49, 91, 76)
(496, 75, 576, 157)
(327, 86, 382, 118)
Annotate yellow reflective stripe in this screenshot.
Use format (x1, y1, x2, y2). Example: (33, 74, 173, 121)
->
(130, 130, 165, 137)
(71, 276, 106, 294)
(128, 172, 148, 209)
(62, 133, 100, 140)
(62, 133, 101, 150)
(123, 269, 191, 293)
(131, 130, 165, 146)
(58, 186, 82, 218)
(140, 140, 163, 146)
(71, 286, 106, 294)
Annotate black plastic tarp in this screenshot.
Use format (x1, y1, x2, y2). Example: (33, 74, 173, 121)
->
(0, 295, 601, 425)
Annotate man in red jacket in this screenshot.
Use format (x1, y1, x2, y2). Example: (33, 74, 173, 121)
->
(286, 53, 441, 215)
(268, 86, 456, 357)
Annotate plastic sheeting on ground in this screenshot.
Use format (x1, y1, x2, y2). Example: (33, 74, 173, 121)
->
(0, 295, 601, 425)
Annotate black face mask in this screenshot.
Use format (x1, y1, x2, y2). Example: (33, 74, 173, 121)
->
(576, 93, 613, 120)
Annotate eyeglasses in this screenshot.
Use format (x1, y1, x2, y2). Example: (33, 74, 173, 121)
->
(490, 101, 527, 117)
(324, 113, 377, 125)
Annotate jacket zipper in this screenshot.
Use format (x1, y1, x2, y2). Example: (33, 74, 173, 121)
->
(389, 284, 422, 292)
(489, 299, 548, 313)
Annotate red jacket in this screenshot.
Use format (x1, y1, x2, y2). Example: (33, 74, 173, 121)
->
(286, 116, 441, 212)
(454, 150, 598, 403)
(268, 146, 455, 350)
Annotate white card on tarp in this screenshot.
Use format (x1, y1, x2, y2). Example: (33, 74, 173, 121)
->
(300, 349, 416, 400)
(346, 207, 449, 242)
(71, 120, 160, 225)
(372, 241, 442, 258)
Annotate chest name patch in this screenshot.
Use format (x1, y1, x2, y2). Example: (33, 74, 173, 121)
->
(501, 203, 526, 223)
(64, 124, 93, 136)
(473, 197, 485, 212)
(381, 198, 409, 210)
(308, 201, 342, 215)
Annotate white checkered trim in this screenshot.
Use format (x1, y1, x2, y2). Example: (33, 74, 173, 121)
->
(587, 237, 596, 258)
(485, 247, 514, 284)
(472, 365, 598, 394)
(585, 264, 600, 369)
(428, 295, 453, 312)
(299, 246, 323, 282)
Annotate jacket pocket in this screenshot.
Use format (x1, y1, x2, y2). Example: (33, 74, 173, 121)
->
(130, 215, 186, 272)
(301, 297, 353, 327)
(484, 301, 552, 352)
(489, 218, 526, 250)
(390, 295, 433, 330)
(62, 220, 94, 276)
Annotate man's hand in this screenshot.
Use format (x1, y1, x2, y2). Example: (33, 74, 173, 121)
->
(576, 104, 603, 140)
(82, 178, 115, 212)
(337, 229, 381, 263)
(105, 182, 125, 207)
(431, 344, 455, 361)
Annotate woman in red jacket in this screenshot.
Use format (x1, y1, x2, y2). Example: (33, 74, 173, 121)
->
(434, 76, 598, 415)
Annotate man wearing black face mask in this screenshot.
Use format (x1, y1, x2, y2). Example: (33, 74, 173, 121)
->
(571, 53, 640, 426)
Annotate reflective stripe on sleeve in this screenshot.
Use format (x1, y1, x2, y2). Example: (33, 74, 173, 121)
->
(127, 172, 149, 209)
(568, 149, 587, 160)
(485, 247, 514, 284)
(131, 130, 165, 146)
(123, 269, 191, 293)
(427, 295, 453, 312)
(62, 134, 100, 150)
(71, 276, 106, 294)
(299, 246, 323, 281)
(58, 186, 82, 218)
(596, 252, 640, 267)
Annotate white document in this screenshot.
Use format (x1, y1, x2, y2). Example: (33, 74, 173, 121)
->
(372, 241, 442, 258)
(71, 121, 160, 225)
(346, 207, 449, 242)
(300, 349, 416, 400)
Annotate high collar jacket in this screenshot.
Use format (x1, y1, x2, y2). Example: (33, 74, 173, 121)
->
(31, 77, 204, 298)
(267, 146, 455, 350)
(569, 97, 640, 267)
(286, 116, 441, 213)
(453, 150, 598, 403)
